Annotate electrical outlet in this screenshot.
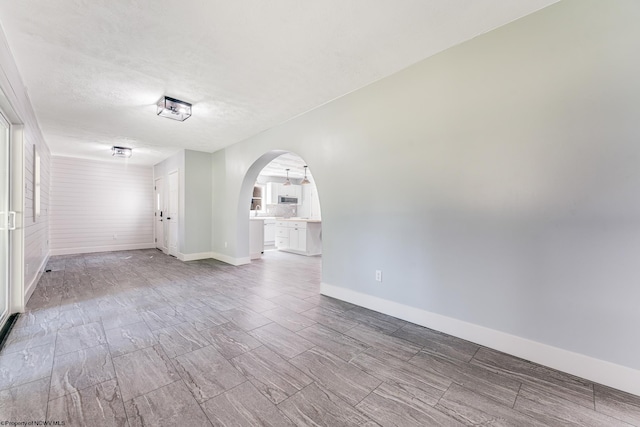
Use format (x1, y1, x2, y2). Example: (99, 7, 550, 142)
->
(224, 242, 228, 248)
(113, 234, 117, 240)
(375, 270, 382, 282)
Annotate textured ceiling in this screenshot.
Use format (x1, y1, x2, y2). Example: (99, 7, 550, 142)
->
(259, 153, 311, 180)
(0, 0, 557, 165)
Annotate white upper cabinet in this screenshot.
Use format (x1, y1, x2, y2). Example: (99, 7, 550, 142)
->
(279, 184, 301, 199)
(299, 185, 312, 218)
(266, 182, 301, 203)
(266, 182, 280, 204)
(299, 183, 321, 219)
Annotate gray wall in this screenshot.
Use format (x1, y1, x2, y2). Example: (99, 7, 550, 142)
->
(184, 150, 212, 254)
(211, 0, 640, 370)
(154, 149, 212, 256)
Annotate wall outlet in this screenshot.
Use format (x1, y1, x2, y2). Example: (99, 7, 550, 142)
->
(375, 270, 382, 282)
(224, 241, 228, 248)
(113, 234, 117, 240)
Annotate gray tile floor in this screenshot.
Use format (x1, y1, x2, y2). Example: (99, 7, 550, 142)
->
(1, 249, 639, 426)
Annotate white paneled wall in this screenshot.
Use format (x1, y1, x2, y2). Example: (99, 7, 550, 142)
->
(50, 157, 154, 255)
(0, 27, 51, 305)
(25, 140, 50, 279)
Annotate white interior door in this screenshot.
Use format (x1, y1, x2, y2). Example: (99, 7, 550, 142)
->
(154, 177, 165, 252)
(168, 170, 179, 257)
(0, 113, 11, 328)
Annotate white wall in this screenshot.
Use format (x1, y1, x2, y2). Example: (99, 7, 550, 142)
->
(210, 0, 640, 395)
(0, 23, 50, 307)
(50, 156, 154, 255)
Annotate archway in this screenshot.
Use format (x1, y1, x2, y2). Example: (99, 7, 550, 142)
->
(237, 150, 322, 267)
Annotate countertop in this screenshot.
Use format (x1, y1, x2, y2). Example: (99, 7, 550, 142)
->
(276, 217, 322, 223)
(250, 216, 321, 223)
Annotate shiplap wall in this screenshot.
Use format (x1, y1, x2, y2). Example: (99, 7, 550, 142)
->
(25, 138, 50, 281)
(0, 26, 51, 301)
(50, 156, 154, 254)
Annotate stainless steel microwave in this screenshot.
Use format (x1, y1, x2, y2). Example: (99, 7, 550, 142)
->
(278, 196, 298, 204)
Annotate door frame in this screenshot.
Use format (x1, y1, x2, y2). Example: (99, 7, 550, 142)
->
(0, 111, 10, 327)
(154, 176, 166, 253)
(167, 169, 179, 257)
(10, 124, 24, 313)
(0, 91, 25, 324)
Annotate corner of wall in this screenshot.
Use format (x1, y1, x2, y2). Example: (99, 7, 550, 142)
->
(24, 250, 50, 307)
(210, 252, 250, 266)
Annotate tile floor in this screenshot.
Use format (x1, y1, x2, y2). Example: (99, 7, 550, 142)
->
(1, 249, 639, 426)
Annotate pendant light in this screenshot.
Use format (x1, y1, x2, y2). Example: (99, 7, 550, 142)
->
(301, 165, 310, 185)
(283, 168, 291, 186)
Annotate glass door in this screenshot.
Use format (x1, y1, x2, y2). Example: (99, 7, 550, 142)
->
(0, 112, 10, 328)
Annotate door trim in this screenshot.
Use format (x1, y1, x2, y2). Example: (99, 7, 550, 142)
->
(10, 125, 24, 313)
(1, 83, 26, 318)
(154, 176, 166, 253)
(0, 111, 10, 327)
(167, 169, 179, 257)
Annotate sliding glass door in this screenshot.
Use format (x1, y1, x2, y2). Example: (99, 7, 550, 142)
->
(0, 112, 10, 328)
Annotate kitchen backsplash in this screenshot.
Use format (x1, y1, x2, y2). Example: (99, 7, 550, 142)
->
(256, 204, 297, 218)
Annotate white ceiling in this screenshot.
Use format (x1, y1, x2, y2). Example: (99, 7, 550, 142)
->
(259, 153, 311, 180)
(0, 1, 557, 165)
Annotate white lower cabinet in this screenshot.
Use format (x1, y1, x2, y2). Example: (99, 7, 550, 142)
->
(264, 219, 276, 245)
(276, 236, 289, 248)
(275, 220, 321, 256)
(249, 219, 264, 260)
(291, 227, 307, 251)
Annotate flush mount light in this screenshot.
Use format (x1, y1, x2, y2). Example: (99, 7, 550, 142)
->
(283, 168, 291, 186)
(157, 96, 192, 121)
(301, 165, 310, 185)
(112, 146, 132, 158)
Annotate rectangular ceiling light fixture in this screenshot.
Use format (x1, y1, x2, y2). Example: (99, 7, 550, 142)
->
(157, 96, 192, 121)
(112, 146, 132, 158)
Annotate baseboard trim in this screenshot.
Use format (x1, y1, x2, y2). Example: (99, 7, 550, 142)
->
(178, 252, 215, 262)
(25, 251, 50, 304)
(210, 252, 251, 266)
(320, 282, 640, 397)
(50, 243, 155, 256)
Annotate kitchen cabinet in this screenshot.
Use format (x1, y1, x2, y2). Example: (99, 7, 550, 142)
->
(267, 182, 301, 204)
(299, 185, 311, 218)
(266, 182, 280, 204)
(289, 226, 307, 251)
(249, 219, 264, 259)
(264, 218, 276, 245)
(299, 184, 321, 219)
(275, 219, 321, 256)
(279, 185, 301, 200)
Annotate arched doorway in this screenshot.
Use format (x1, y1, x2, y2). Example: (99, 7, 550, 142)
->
(237, 150, 322, 270)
